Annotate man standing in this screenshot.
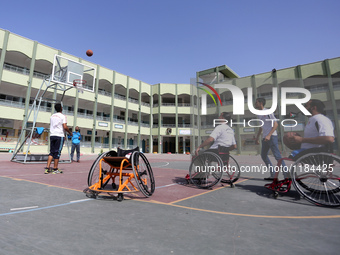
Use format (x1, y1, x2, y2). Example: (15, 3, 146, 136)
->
(70, 126, 81, 162)
(45, 103, 72, 174)
(254, 98, 287, 180)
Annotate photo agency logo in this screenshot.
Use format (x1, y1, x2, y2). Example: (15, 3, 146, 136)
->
(198, 83, 312, 128)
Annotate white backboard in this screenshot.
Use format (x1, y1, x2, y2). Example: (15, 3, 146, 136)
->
(51, 55, 96, 92)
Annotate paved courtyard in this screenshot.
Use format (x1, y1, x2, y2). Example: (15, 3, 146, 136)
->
(0, 152, 339, 255)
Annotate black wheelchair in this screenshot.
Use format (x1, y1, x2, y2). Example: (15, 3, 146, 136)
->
(188, 146, 240, 189)
(265, 146, 340, 207)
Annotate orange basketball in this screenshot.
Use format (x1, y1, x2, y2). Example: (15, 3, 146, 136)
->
(283, 132, 301, 150)
(86, 49, 93, 57)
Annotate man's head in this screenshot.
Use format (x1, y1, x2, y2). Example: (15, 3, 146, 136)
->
(255, 98, 266, 110)
(55, 103, 62, 112)
(305, 99, 326, 115)
(75, 126, 80, 132)
(220, 112, 231, 123)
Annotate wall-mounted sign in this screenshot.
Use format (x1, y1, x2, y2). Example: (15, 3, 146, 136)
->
(179, 129, 191, 135)
(98, 122, 108, 127)
(115, 124, 124, 129)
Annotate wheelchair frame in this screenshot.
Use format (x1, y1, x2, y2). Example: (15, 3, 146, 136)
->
(265, 152, 340, 207)
(84, 150, 155, 202)
(188, 151, 241, 189)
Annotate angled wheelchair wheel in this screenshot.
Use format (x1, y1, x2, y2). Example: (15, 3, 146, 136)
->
(291, 153, 340, 207)
(221, 155, 240, 185)
(189, 152, 223, 189)
(88, 151, 116, 188)
(131, 152, 155, 197)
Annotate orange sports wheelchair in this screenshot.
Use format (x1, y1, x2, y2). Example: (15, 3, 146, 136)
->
(265, 147, 340, 207)
(84, 147, 155, 202)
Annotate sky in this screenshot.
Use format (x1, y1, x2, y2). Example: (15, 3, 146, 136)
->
(1, 0, 339, 85)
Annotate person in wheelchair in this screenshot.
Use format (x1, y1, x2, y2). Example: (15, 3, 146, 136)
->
(195, 112, 237, 162)
(289, 99, 335, 160)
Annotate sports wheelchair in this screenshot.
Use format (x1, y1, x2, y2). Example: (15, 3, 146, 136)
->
(84, 147, 155, 202)
(188, 146, 240, 189)
(265, 147, 340, 207)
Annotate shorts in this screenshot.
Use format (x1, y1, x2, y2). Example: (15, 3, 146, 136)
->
(49, 136, 65, 159)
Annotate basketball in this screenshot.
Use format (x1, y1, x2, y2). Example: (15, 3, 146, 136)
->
(86, 49, 93, 57)
(283, 132, 301, 150)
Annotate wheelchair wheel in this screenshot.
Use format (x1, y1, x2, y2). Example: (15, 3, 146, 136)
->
(189, 152, 223, 189)
(221, 155, 240, 185)
(131, 152, 155, 197)
(291, 153, 340, 207)
(88, 151, 114, 188)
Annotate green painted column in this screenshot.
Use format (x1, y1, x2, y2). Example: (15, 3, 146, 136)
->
(324, 59, 340, 153)
(216, 67, 221, 116)
(196, 72, 201, 150)
(73, 58, 82, 129)
(175, 84, 178, 153)
(124, 76, 130, 149)
(91, 65, 100, 153)
(0, 30, 9, 84)
(137, 81, 142, 149)
(251, 75, 260, 155)
(233, 79, 241, 155)
(149, 92, 153, 153)
(272, 70, 285, 153)
(109, 71, 116, 150)
(20, 41, 38, 149)
(158, 84, 162, 154)
(295, 65, 308, 124)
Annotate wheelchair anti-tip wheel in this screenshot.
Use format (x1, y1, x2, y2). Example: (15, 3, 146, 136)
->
(189, 152, 224, 189)
(291, 152, 340, 207)
(220, 155, 241, 186)
(131, 152, 155, 197)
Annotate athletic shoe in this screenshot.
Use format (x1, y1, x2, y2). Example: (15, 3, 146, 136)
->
(52, 169, 63, 174)
(44, 167, 51, 174)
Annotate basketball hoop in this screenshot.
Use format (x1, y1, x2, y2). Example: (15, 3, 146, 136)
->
(73, 79, 86, 94)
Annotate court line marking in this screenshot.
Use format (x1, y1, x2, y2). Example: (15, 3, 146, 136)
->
(151, 162, 170, 167)
(136, 199, 340, 219)
(155, 183, 178, 189)
(1, 199, 92, 217)
(10, 206, 39, 211)
(2, 175, 340, 219)
(170, 178, 252, 204)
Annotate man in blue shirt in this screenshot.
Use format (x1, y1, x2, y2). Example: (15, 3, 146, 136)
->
(70, 126, 81, 162)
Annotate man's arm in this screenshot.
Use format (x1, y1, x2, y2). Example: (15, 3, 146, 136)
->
(264, 121, 278, 141)
(195, 137, 214, 155)
(63, 123, 72, 136)
(293, 135, 334, 145)
(229, 144, 237, 150)
(255, 127, 262, 145)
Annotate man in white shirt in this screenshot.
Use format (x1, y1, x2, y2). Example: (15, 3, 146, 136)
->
(45, 103, 72, 174)
(255, 98, 287, 180)
(195, 112, 237, 161)
(291, 99, 334, 157)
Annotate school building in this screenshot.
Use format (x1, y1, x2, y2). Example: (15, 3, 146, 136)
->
(0, 28, 339, 155)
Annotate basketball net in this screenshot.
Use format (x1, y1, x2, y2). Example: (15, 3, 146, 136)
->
(73, 79, 86, 94)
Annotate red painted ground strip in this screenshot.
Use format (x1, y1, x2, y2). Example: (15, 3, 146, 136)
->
(0, 157, 221, 204)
